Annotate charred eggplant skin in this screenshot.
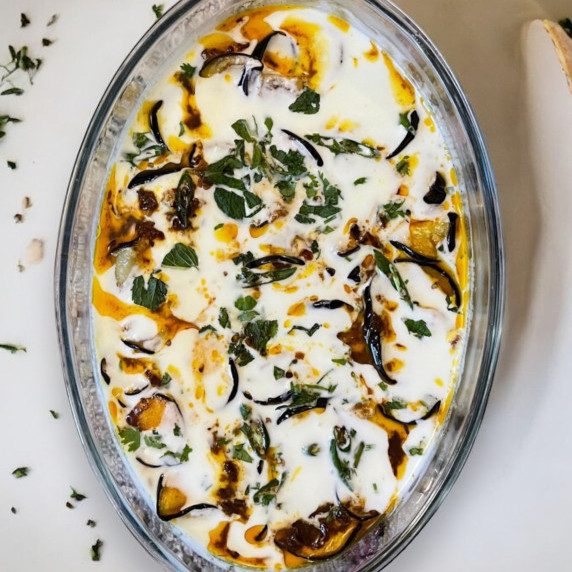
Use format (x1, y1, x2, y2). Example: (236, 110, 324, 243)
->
(156, 474, 217, 521)
(386, 109, 419, 159)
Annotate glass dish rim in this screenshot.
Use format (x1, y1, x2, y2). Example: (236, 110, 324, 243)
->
(54, 0, 506, 570)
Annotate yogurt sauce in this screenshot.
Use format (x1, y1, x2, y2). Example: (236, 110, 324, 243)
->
(92, 5, 470, 568)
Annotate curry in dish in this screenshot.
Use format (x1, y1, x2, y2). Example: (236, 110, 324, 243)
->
(92, 5, 470, 568)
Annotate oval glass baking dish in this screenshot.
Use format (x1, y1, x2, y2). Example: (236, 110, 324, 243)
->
(55, 0, 504, 570)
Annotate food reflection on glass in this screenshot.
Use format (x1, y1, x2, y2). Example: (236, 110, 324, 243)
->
(92, 5, 470, 568)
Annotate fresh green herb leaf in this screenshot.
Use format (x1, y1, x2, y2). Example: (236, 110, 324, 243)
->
(214, 187, 247, 219)
(384, 398, 407, 410)
(173, 171, 195, 229)
(118, 426, 141, 452)
(244, 320, 278, 355)
(235, 295, 257, 311)
(70, 488, 87, 502)
(288, 384, 321, 407)
(152, 4, 164, 18)
(49, 410, 60, 419)
(232, 251, 255, 266)
(403, 318, 432, 338)
(273, 366, 286, 380)
(0, 343, 26, 353)
(353, 442, 365, 468)
(86, 519, 96, 528)
(0, 115, 21, 140)
(42, 38, 54, 47)
(373, 249, 413, 309)
(288, 87, 320, 114)
(379, 200, 408, 225)
(332, 358, 346, 365)
(269, 145, 307, 176)
(20, 14, 31, 27)
(1, 87, 24, 96)
(238, 310, 259, 322)
(240, 403, 252, 420)
(162, 243, 198, 268)
(304, 443, 320, 456)
(237, 265, 297, 287)
(218, 307, 230, 328)
(409, 446, 424, 456)
(395, 155, 411, 176)
(12, 467, 29, 478)
(329, 439, 354, 490)
(288, 323, 321, 337)
(373, 483, 378, 492)
(173, 423, 182, 436)
(199, 324, 217, 334)
(180, 63, 196, 79)
(160, 372, 172, 386)
(378, 381, 388, 391)
(144, 433, 166, 449)
(399, 111, 416, 134)
(253, 477, 282, 505)
(91, 539, 103, 562)
(353, 177, 367, 185)
(241, 418, 270, 458)
(231, 119, 256, 142)
(131, 275, 167, 311)
(305, 134, 379, 158)
(7, 160, 16, 169)
(178, 443, 192, 462)
(229, 340, 254, 366)
(232, 443, 253, 463)
(178, 121, 185, 136)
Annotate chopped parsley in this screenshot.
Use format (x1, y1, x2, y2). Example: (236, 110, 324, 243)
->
(379, 199, 408, 225)
(395, 155, 411, 175)
(152, 4, 164, 18)
(118, 426, 141, 452)
(409, 446, 424, 456)
(179, 63, 196, 79)
(353, 177, 367, 185)
(244, 319, 278, 355)
(218, 307, 230, 328)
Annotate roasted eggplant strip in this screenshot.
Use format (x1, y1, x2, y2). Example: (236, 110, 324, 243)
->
(136, 456, 162, 468)
(386, 109, 419, 159)
(282, 129, 324, 166)
(335, 493, 379, 522)
(389, 240, 438, 264)
(127, 145, 196, 189)
(227, 358, 239, 404)
(277, 397, 329, 425)
(121, 339, 156, 355)
(347, 265, 361, 283)
(312, 299, 353, 311)
(199, 53, 261, 78)
(447, 212, 458, 252)
(423, 172, 447, 205)
(337, 245, 360, 257)
(241, 31, 287, 95)
(245, 254, 306, 268)
(108, 238, 138, 255)
(363, 283, 396, 385)
(100, 358, 111, 385)
(378, 399, 441, 426)
(246, 390, 294, 406)
(395, 258, 461, 309)
(149, 100, 168, 150)
(124, 384, 150, 396)
(156, 474, 217, 521)
(254, 524, 268, 541)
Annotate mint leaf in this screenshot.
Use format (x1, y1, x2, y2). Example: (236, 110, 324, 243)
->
(273, 366, 285, 380)
(218, 307, 230, 328)
(162, 243, 198, 268)
(235, 295, 257, 311)
(232, 443, 253, 463)
(0, 343, 26, 353)
(289, 88, 320, 115)
(12, 467, 29, 478)
(244, 320, 278, 355)
(403, 318, 432, 338)
(131, 275, 167, 311)
(214, 187, 247, 219)
(304, 134, 379, 158)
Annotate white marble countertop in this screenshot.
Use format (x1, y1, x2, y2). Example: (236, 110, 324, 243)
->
(1, 0, 571, 570)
